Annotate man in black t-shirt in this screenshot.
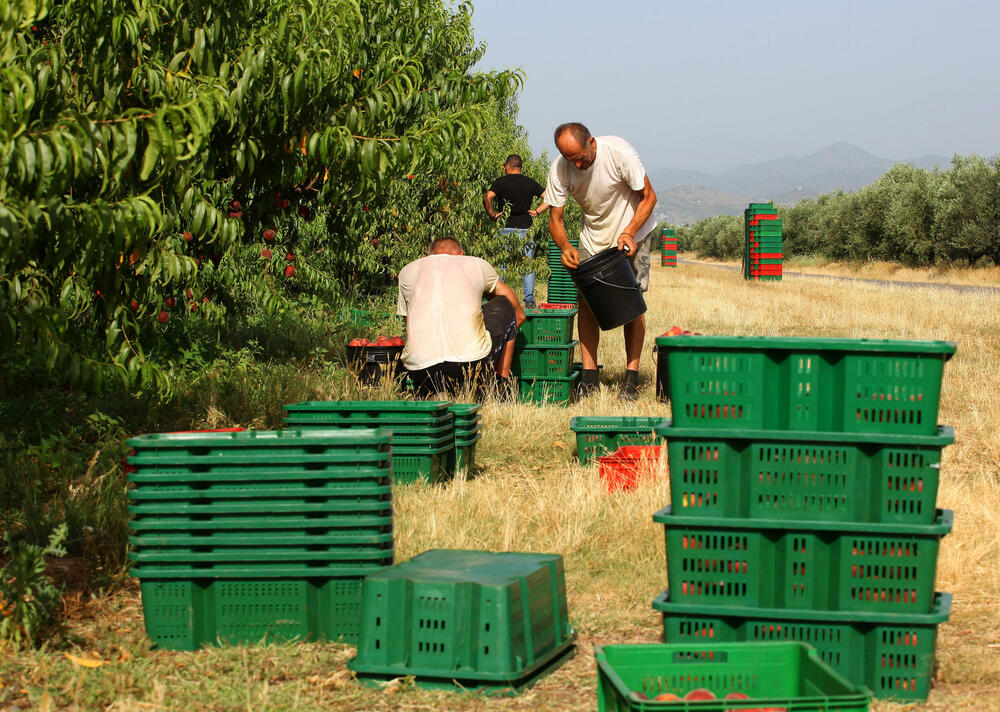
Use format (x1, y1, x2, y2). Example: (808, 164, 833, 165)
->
(483, 154, 550, 308)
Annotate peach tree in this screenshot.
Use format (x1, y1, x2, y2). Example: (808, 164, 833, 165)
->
(1, 0, 521, 390)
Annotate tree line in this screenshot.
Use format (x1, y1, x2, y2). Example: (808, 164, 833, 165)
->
(674, 155, 1000, 267)
(2, 0, 548, 393)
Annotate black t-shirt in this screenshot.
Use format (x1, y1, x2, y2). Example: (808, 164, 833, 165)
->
(488, 173, 544, 229)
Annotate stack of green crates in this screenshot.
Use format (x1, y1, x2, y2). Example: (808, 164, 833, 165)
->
(660, 227, 677, 267)
(651, 335, 958, 702)
(744, 202, 782, 281)
(545, 237, 578, 304)
(127, 428, 395, 650)
(449, 403, 482, 475)
(349, 549, 577, 692)
(514, 305, 579, 406)
(283, 401, 456, 484)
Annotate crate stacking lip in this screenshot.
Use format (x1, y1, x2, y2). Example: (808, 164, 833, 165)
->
(570, 416, 668, 464)
(657, 424, 954, 525)
(654, 590, 951, 702)
(595, 642, 870, 712)
(653, 336, 956, 435)
(349, 549, 577, 692)
(654, 505, 952, 614)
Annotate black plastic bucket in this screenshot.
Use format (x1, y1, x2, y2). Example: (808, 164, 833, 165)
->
(569, 247, 646, 330)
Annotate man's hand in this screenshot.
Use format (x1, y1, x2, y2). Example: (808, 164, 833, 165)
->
(528, 209, 538, 218)
(617, 232, 637, 256)
(561, 246, 580, 270)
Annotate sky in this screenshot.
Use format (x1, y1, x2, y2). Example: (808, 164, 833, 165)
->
(469, 0, 1000, 173)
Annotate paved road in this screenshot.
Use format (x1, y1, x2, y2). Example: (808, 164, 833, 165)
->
(679, 258, 1000, 296)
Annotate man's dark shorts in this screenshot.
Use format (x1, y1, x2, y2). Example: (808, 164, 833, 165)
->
(408, 296, 517, 398)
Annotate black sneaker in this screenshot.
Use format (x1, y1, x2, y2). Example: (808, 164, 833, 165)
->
(619, 370, 640, 401)
(524, 299, 536, 310)
(575, 369, 600, 398)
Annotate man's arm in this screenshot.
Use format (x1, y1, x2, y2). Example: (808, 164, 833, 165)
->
(548, 205, 579, 269)
(483, 190, 502, 221)
(616, 175, 657, 255)
(528, 190, 550, 218)
(489, 278, 527, 326)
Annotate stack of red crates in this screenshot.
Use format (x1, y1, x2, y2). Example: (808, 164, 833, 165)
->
(744, 202, 782, 281)
(660, 227, 677, 267)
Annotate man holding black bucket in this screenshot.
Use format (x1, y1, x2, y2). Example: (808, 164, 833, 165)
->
(546, 122, 658, 400)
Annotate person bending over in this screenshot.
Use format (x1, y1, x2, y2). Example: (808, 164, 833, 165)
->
(397, 236, 527, 399)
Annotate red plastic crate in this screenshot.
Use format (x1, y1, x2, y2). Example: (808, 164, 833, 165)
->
(537, 303, 576, 309)
(748, 214, 778, 225)
(753, 253, 784, 259)
(597, 445, 665, 492)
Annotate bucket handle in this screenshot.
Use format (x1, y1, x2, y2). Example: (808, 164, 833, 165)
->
(588, 275, 640, 291)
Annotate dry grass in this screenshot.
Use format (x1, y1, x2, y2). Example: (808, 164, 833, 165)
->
(2, 260, 999, 711)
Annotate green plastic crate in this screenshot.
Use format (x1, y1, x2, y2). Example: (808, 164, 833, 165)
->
(129, 498, 393, 516)
(129, 512, 393, 532)
(654, 506, 952, 613)
(131, 544, 393, 564)
(127, 464, 390, 485)
(128, 481, 392, 501)
(131, 560, 391, 579)
(392, 442, 454, 484)
(570, 416, 668, 464)
(349, 549, 576, 690)
(653, 336, 956, 435)
(283, 401, 453, 427)
(131, 530, 394, 549)
(128, 427, 392, 452)
(283, 416, 452, 434)
(654, 590, 951, 702)
(518, 370, 580, 406)
(451, 433, 482, 475)
(514, 340, 579, 378)
(139, 577, 370, 650)
(516, 308, 578, 346)
(658, 424, 952, 524)
(596, 642, 870, 711)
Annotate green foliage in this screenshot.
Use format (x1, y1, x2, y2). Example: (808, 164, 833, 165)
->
(1, 0, 524, 392)
(0, 523, 67, 648)
(684, 155, 1000, 266)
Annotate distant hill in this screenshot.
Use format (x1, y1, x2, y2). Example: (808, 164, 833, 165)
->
(648, 143, 951, 225)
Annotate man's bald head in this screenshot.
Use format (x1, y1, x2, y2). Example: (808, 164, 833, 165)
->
(428, 236, 464, 255)
(554, 122, 597, 170)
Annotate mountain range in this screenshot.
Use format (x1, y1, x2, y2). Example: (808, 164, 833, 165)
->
(648, 142, 950, 225)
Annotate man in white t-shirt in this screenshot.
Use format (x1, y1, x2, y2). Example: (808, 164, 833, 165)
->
(546, 122, 658, 400)
(397, 236, 526, 398)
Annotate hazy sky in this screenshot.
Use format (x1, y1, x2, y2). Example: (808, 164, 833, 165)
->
(470, 0, 1000, 172)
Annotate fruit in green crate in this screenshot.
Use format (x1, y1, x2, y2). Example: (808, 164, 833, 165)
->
(653, 692, 680, 701)
(631, 691, 650, 700)
(684, 688, 716, 701)
(724, 692, 751, 700)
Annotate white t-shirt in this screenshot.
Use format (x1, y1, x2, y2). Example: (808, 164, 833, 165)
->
(545, 135, 657, 256)
(396, 254, 499, 370)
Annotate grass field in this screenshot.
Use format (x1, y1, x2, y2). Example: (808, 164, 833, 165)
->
(2, 256, 998, 711)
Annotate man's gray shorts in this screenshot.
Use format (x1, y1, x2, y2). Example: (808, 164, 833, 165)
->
(577, 236, 651, 292)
